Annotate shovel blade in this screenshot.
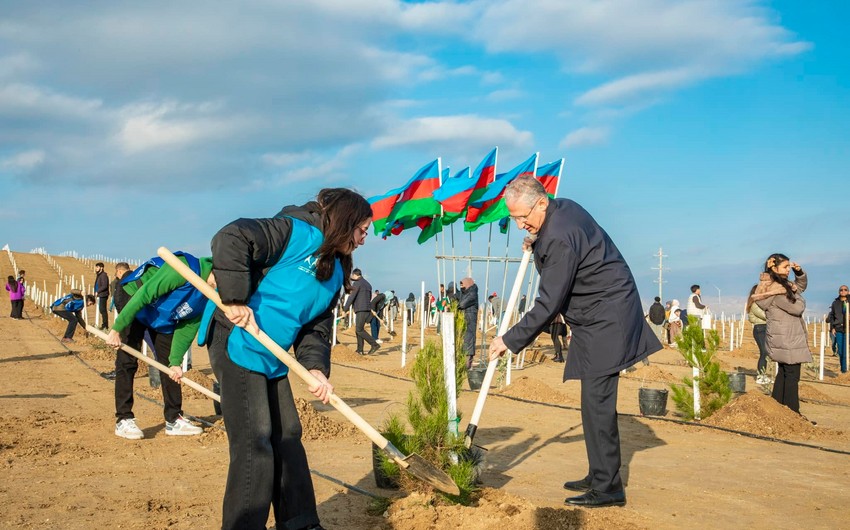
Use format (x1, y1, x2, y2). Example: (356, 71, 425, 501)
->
(397, 453, 460, 496)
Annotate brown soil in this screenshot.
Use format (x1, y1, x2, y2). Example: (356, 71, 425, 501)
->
(799, 383, 836, 403)
(702, 391, 844, 440)
(3, 253, 850, 529)
(385, 489, 649, 530)
(623, 364, 681, 384)
(497, 375, 575, 405)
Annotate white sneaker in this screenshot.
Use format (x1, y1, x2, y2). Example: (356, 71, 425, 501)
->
(376, 339, 384, 344)
(115, 418, 144, 440)
(165, 415, 203, 436)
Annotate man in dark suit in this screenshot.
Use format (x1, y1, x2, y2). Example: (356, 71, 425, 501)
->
(342, 268, 380, 355)
(489, 176, 662, 507)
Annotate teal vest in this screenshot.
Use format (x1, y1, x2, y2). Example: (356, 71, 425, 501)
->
(225, 218, 342, 378)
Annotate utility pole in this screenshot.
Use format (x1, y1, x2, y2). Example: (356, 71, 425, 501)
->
(652, 247, 667, 300)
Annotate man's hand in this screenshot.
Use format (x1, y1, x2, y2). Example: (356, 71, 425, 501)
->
(105, 329, 122, 348)
(489, 336, 508, 361)
(308, 369, 333, 404)
(169, 366, 183, 383)
(832, 329, 837, 336)
(224, 304, 259, 334)
(522, 236, 536, 252)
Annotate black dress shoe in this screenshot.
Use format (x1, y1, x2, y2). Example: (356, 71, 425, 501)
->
(563, 476, 592, 492)
(368, 344, 381, 355)
(565, 489, 626, 507)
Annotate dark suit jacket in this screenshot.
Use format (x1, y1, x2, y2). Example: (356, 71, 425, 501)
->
(343, 277, 373, 313)
(502, 199, 662, 380)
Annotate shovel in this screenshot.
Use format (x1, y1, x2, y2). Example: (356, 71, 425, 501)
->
(370, 310, 397, 337)
(463, 249, 532, 448)
(157, 247, 459, 495)
(86, 325, 220, 403)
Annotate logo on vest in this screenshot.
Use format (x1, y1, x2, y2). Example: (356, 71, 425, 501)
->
(174, 302, 194, 320)
(298, 255, 319, 277)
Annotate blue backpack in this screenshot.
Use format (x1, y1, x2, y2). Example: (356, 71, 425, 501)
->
(121, 251, 207, 333)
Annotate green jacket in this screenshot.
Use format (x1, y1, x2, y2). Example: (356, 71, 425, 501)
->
(113, 256, 213, 366)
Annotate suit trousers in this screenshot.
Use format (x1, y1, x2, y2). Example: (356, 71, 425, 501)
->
(580, 372, 623, 493)
(355, 311, 378, 352)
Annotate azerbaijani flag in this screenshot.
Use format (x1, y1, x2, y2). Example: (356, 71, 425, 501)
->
(383, 159, 442, 232)
(536, 158, 564, 197)
(368, 186, 406, 235)
(464, 152, 538, 231)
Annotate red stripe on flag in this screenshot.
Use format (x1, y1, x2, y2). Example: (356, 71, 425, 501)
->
(538, 175, 558, 196)
(371, 195, 398, 219)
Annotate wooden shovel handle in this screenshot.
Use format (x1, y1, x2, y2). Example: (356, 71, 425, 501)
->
(156, 247, 400, 458)
(86, 325, 220, 402)
(465, 249, 533, 444)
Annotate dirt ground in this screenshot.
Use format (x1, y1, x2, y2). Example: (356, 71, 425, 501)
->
(2, 253, 849, 529)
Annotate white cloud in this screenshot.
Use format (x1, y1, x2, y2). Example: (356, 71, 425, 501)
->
(1, 149, 45, 170)
(116, 101, 237, 154)
(0, 83, 102, 118)
(465, 0, 810, 105)
(485, 89, 524, 102)
(560, 127, 610, 148)
(575, 68, 700, 106)
(372, 115, 533, 151)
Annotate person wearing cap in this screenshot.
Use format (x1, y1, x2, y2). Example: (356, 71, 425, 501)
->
(489, 176, 661, 508)
(342, 268, 380, 354)
(457, 277, 479, 368)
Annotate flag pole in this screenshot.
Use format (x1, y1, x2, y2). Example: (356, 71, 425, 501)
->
(451, 223, 457, 288)
(479, 223, 493, 365)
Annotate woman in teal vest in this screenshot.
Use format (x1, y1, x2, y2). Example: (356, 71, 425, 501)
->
(202, 188, 372, 530)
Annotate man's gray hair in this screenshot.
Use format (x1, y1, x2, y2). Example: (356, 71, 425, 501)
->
(504, 175, 547, 207)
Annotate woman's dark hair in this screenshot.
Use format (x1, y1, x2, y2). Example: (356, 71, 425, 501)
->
(85, 294, 96, 304)
(7, 275, 17, 290)
(314, 188, 372, 291)
(746, 284, 758, 313)
(764, 252, 796, 302)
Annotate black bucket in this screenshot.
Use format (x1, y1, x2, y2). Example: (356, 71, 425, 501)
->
(371, 443, 400, 489)
(213, 382, 222, 415)
(638, 388, 668, 416)
(727, 372, 746, 393)
(467, 368, 487, 391)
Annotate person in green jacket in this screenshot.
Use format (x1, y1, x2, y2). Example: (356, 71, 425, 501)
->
(105, 254, 212, 440)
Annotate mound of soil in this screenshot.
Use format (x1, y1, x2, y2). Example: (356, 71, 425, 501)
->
(625, 364, 680, 384)
(497, 376, 573, 406)
(385, 489, 649, 530)
(197, 418, 228, 443)
(294, 397, 359, 440)
(703, 392, 843, 441)
(332, 343, 372, 364)
(798, 383, 835, 403)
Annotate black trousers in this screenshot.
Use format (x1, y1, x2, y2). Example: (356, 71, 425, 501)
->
(97, 296, 109, 328)
(580, 372, 623, 493)
(551, 323, 567, 359)
(54, 310, 84, 339)
(772, 362, 801, 414)
(207, 320, 320, 530)
(10, 299, 24, 319)
(355, 311, 378, 352)
(114, 319, 184, 423)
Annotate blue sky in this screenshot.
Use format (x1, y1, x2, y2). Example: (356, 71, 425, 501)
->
(1, 1, 846, 317)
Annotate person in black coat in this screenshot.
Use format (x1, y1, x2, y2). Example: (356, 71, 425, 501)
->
(489, 176, 662, 508)
(457, 277, 479, 369)
(94, 262, 110, 330)
(342, 269, 380, 354)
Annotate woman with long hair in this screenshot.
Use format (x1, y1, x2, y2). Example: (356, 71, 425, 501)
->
(5, 275, 26, 319)
(753, 253, 812, 418)
(201, 188, 372, 530)
(746, 284, 770, 383)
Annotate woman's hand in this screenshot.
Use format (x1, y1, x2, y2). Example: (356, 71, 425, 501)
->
(224, 304, 259, 334)
(169, 366, 183, 383)
(308, 370, 334, 404)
